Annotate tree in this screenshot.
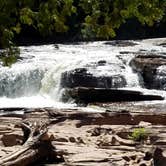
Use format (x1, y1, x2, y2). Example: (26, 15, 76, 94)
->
(79, 0, 165, 39)
(0, 0, 165, 65)
(0, 0, 76, 48)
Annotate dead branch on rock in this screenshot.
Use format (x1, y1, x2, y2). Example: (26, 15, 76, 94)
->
(0, 122, 61, 166)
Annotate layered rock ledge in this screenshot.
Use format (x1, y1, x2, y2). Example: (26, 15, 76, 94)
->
(130, 53, 166, 90)
(62, 87, 164, 104)
(1, 106, 166, 165)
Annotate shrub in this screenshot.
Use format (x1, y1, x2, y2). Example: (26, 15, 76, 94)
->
(129, 128, 148, 142)
(0, 45, 20, 66)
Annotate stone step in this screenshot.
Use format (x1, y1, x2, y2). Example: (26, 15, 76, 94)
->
(63, 87, 164, 103)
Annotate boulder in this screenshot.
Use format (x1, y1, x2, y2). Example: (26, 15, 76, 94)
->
(130, 54, 166, 90)
(61, 68, 126, 89)
(62, 87, 164, 104)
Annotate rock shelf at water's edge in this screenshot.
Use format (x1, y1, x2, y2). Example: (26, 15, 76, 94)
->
(62, 87, 164, 104)
(1, 106, 166, 165)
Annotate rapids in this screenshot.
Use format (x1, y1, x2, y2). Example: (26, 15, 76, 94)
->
(0, 38, 166, 108)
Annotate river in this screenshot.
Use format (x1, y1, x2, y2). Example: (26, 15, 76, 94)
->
(0, 38, 166, 109)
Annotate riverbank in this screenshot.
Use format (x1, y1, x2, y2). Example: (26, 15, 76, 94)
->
(1, 105, 166, 165)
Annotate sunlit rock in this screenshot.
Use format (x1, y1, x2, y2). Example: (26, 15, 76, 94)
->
(130, 53, 166, 90)
(61, 67, 127, 89)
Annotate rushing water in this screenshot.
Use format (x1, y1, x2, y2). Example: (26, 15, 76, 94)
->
(0, 38, 166, 108)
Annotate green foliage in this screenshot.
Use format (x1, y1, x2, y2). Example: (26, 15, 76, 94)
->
(0, 44, 20, 66)
(129, 128, 148, 142)
(79, 0, 165, 39)
(0, 0, 76, 66)
(37, 0, 76, 35)
(0, 0, 76, 48)
(0, 0, 165, 47)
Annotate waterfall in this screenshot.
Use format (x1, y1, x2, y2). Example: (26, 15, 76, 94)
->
(0, 64, 47, 97)
(0, 38, 165, 108)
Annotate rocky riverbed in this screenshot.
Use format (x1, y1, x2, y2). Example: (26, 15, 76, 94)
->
(1, 104, 166, 166)
(0, 38, 166, 165)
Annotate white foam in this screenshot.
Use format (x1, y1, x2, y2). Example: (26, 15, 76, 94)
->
(0, 38, 165, 108)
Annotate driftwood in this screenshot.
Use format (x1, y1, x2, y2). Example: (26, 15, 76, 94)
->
(2, 107, 166, 165)
(0, 122, 59, 166)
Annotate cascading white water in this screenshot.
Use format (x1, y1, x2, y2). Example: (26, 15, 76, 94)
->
(0, 38, 166, 108)
(0, 64, 47, 97)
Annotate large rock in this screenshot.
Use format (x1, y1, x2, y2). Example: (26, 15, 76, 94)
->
(61, 68, 126, 89)
(130, 53, 166, 90)
(62, 87, 164, 104)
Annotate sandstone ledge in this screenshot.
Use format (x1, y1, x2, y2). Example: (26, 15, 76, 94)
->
(0, 107, 166, 165)
(62, 87, 164, 104)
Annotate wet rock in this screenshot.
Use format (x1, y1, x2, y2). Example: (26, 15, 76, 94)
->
(104, 40, 138, 47)
(61, 68, 126, 89)
(158, 42, 166, 47)
(61, 68, 96, 88)
(130, 54, 166, 90)
(62, 87, 164, 104)
(97, 60, 107, 66)
(153, 65, 166, 90)
(54, 44, 59, 49)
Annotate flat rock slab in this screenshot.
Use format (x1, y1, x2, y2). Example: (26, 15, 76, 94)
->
(63, 87, 164, 103)
(1, 108, 166, 165)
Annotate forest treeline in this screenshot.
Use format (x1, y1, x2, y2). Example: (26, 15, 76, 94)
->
(0, 0, 166, 49)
